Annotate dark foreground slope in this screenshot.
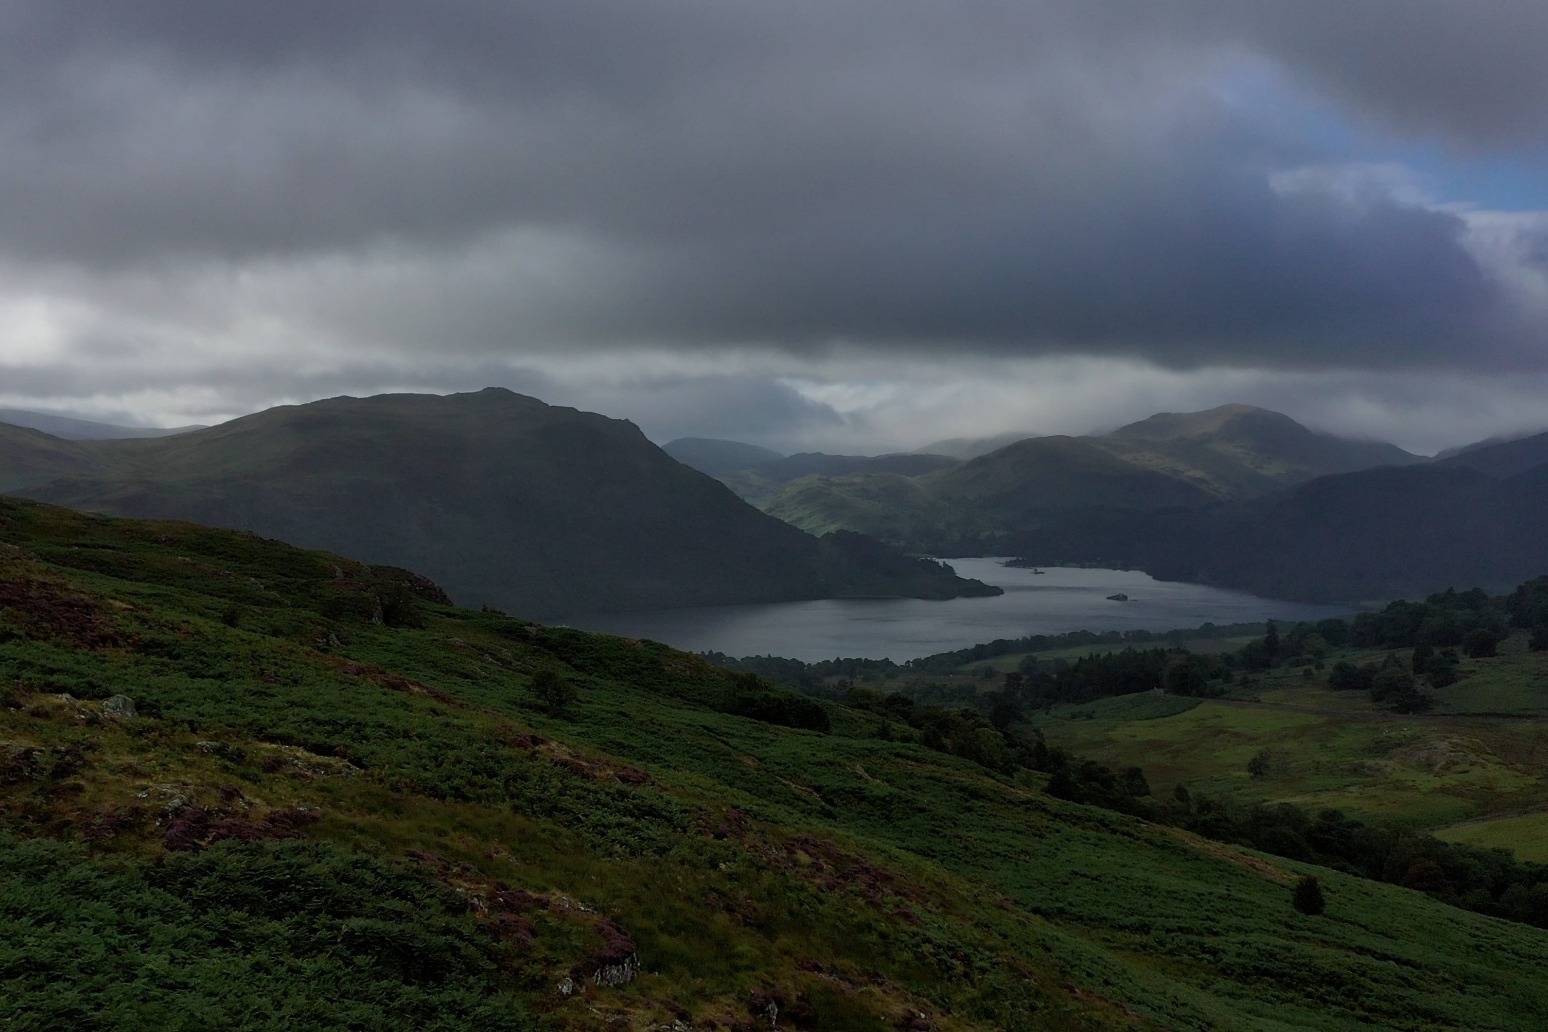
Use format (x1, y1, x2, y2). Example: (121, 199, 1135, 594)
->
(3, 497, 1548, 1031)
(2, 390, 990, 619)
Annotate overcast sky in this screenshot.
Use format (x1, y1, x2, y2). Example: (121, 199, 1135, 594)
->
(2, 1, 1546, 455)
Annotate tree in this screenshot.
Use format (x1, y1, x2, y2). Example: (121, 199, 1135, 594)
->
(1464, 627, 1500, 659)
(1247, 750, 1272, 778)
(529, 669, 577, 715)
(1292, 875, 1326, 916)
(1263, 621, 1281, 665)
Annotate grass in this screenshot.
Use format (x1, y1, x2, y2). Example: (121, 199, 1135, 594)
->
(6, 495, 1548, 1030)
(1033, 644, 1548, 837)
(1436, 812, 1548, 863)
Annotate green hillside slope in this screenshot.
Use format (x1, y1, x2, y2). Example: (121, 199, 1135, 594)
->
(4, 497, 1548, 1030)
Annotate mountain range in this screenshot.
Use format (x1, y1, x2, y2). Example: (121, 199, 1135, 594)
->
(705, 404, 1422, 551)
(8, 392, 1547, 610)
(0, 390, 993, 619)
(676, 405, 1548, 604)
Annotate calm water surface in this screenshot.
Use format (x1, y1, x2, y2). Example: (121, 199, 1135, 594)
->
(566, 560, 1349, 662)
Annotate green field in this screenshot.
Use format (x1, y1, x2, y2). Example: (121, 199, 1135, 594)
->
(1032, 643, 1548, 837)
(1436, 812, 1548, 863)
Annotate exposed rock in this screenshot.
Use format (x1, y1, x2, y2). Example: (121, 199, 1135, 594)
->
(591, 953, 641, 988)
(589, 917, 641, 988)
(557, 977, 576, 997)
(101, 694, 136, 719)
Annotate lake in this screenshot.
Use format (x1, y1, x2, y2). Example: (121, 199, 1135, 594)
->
(565, 560, 1350, 662)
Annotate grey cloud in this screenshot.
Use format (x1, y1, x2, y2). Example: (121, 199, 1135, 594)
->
(0, 1, 1544, 380)
(1217, 2, 1548, 146)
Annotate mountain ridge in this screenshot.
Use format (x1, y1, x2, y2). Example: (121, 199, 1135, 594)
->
(0, 389, 994, 618)
(751, 404, 1421, 550)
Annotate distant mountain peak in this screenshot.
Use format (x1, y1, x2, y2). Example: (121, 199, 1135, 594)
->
(1107, 404, 1297, 441)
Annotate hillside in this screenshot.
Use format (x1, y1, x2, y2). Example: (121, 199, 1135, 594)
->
(753, 405, 1417, 550)
(660, 437, 784, 477)
(1099, 404, 1421, 496)
(4, 497, 1548, 1030)
(914, 431, 1043, 461)
(763, 472, 965, 543)
(1014, 447, 1548, 603)
(1435, 429, 1548, 478)
(0, 390, 992, 619)
(721, 452, 961, 506)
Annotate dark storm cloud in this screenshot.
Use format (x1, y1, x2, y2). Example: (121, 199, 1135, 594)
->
(1, 1, 1545, 373)
(1213, 1, 1548, 146)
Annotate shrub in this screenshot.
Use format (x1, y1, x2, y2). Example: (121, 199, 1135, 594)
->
(1292, 875, 1326, 916)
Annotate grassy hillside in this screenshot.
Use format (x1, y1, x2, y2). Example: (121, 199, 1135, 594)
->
(5, 497, 1548, 1030)
(721, 453, 960, 508)
(1, 390, 991, 619)
(763, 473, 966, 544)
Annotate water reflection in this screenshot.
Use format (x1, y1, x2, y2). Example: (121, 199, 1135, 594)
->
(565, 560, 1349, 663)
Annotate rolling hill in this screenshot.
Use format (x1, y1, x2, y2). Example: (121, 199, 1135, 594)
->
(754, 405, 1419, 551)
(4, 496, 1548, 1030)
(718, 451, 961, 506)
(0, 390, 992, 619)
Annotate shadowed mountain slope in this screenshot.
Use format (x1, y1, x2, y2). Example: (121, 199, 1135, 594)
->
(1015, 448, 1548, 603)
(1, 389, 991, 619)
(1435, 428, 1548, 478)
(660, 436, 784, 476)
(754, 405, 1420, 550)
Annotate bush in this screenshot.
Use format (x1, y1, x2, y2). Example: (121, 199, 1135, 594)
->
(528, 669, 577, 715)
(1292, 875, 1326, 916)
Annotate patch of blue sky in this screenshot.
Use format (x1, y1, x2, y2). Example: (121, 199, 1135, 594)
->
(1215, 61, 1547, 213)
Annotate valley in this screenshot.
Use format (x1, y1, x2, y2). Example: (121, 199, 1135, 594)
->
(6, 395, 1548, 1030)
(11, 8, 1548, 1029)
